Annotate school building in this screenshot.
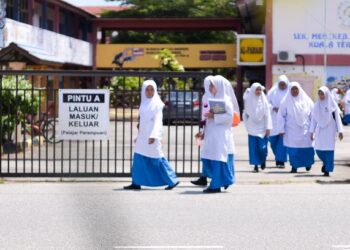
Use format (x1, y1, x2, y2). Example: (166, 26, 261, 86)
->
(237, 0, 350, 99)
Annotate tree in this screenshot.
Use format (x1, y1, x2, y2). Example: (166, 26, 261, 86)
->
(103, 0, 237, 44)
(1, 76, 40, 144)
(104, 0, 236, 18)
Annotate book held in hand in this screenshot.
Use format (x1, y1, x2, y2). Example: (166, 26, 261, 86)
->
(209, 99, 226, 114)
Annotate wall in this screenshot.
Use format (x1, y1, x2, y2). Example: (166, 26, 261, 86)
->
(2, 18, 93, 66)
(270, 0, 350, 94)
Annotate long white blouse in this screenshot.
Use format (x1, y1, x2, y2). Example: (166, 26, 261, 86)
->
(310, 106, 343, 151)
(277, 104, 313, 148)
(134, 106, 164, 158)
(201, 99, 233, 162)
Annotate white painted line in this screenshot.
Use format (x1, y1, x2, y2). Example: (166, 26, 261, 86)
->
(114, 246, 224, 249)
(332, 245, 350, 249)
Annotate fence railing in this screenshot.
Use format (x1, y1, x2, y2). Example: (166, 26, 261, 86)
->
(0, 70, 209, 177)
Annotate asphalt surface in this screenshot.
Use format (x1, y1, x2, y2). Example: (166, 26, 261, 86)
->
(0, 182, 350, 250)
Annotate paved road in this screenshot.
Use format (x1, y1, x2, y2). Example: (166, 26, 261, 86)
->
(1, 182, 350, 250)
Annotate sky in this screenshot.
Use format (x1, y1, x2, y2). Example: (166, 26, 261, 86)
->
(63, 0, 121, 6)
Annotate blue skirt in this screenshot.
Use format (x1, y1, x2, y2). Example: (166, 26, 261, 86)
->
(202, 154, 235, 181)
(316, 150, 335, 173)
(201, 156, 234, 189)
(248, 135, 268, 165)
(287, 147, 314, 169)
(227, 154, 235, 182)
(132, 153, 178, 187)
(343, 114, 350, 125)
(269, 135, 287, 162)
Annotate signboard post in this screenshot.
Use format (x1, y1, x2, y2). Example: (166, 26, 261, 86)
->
(237, 34, 266, 66)
(58, 89, 110, 140)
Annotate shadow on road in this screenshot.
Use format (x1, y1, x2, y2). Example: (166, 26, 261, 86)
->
(294, 174, 325, 178)
(265, 171, 293, 175)
(316, 179, 350, 185)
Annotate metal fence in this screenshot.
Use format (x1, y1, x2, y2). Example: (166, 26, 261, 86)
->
(0, 70, 209, 177)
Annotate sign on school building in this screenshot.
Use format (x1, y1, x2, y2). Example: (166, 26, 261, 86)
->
(58, 89, 110, 140)
(96, 44, 236, 68)
(237, 34, 266, 66)
(273, 0, 350, 55)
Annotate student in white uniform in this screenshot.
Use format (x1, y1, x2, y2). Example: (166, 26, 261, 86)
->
(124, 80, 179, 190)
(277, 82, 315, 173)
(243, 82, 272, 172)
(219, 75, 240, 114)
(216, 75, 239, 184)
(200, 76, 234, 193)
(243, 87, 251, 101)
(267, 75, 290, 168)
(342, 89, 350, 125)
(192, 75, 238, 187)
(191, 75, 214, 186)
(310, 86, 344, 176)
(331, 88, 341, 105)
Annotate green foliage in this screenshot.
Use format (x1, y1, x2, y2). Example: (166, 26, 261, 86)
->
(156, 49, 185, 72)
(111, 30, 235, 44)
(155, 49, 190, 90)
(104, 0, 236, 44)
(106, 76, 144, 107)
(0, 76, 40, 143)
(105, 0, 236, 17)
(110, 76, 143, 90)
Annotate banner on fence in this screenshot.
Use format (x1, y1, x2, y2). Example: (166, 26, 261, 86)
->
(58, 89, 110, 140)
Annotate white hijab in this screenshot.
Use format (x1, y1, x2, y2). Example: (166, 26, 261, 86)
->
(202, 75, 214, 103)
(215, 75, 240, 113)
(344, 89, 350, 102)
(139, 80, 164, 123)
(243, 88, 251, 101)
(312, 86, 338, 128)
(267, 75, 290, 108)
(281, 81, 314, 127)
(245, 82, 270, 122)
(331, 88, 341, 104)
(210, 75, 227, 100)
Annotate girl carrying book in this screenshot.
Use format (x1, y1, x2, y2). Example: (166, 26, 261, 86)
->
(199, 76, 234, 193)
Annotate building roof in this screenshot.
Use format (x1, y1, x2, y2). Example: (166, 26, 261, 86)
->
(0, 43, 91, 68)
(80, 6, 128, 17)
(56, 0, 97, 18)
(0, 43, 62, 67)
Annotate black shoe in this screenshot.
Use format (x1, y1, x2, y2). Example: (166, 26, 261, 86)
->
(324, 172, 330, 177)
(165, 181, 180, 190)
(191, 176, 208, 186)
(123, 184, 141, 190)
(203, 188, 221, 193)
(290, 168, 297, 173)
(321, 165, 325, 173)
(261, 163, 266, 170)
(306, 167, 311, 171)
(253, 165, 259, 173)
(277, 162, 285, 168)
